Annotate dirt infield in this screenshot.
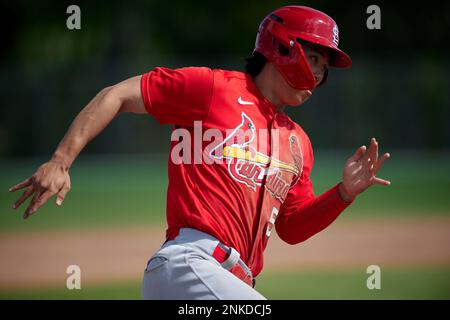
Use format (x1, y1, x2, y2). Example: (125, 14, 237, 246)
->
(1, 217, 450, 289)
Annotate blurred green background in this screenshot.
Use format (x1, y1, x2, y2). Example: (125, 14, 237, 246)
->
(1, 151, 450, 232)
(1, 0, 449, 299)
(2, 267, 450, 300)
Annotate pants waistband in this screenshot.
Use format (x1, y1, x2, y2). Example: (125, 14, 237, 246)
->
(165, 228, 254, 287)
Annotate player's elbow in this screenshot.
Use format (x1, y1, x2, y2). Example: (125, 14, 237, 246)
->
(100, 76, 146, 115)
(115, 76, 147, 114)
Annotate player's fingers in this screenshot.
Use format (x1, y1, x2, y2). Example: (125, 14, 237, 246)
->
(366, 138, 378, 164)
(23, 191, 41, 220)
(349, 145, 367, 161)
(12, 185, 35, 209)
(372, 177, 391, 186)
(373, 153, 390, 174)
(26, 189, 54, 216)
(56, 183, 70, 206)
(9, 178, 32, 192)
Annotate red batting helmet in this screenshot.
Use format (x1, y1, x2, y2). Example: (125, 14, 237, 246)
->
(254, 5, 352, 90)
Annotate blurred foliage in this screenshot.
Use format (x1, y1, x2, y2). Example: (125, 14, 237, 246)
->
(1, 0, 449, 157)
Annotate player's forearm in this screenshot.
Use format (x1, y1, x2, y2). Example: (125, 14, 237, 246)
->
(50, 86, 123, 169)
(275, 184, 352, 244)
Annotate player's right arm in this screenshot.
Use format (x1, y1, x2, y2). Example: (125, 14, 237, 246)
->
(9, 76, 146, 219)
(10, 66, 214, 219)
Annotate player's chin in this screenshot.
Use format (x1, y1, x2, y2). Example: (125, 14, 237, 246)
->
(287, 90, 313, 107)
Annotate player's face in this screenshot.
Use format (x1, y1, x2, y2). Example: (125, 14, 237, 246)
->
(302, 43, 330, 87)
(276, 42, 330, 107)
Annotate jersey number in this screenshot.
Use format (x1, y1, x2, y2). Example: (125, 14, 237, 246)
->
(265, 206, 279, 237)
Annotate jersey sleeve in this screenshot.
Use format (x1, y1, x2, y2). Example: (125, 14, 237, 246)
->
(275, 137, 353, 245)
(140, 66, 214, 126)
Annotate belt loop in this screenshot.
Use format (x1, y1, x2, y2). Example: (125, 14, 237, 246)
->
(221, 247, 240, 270)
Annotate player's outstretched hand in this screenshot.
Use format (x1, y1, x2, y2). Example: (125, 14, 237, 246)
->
(339, 138, 390, 202)
(9, 161, 71, 219)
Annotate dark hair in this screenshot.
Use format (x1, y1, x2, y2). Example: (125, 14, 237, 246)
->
(244, 52, 267, 78)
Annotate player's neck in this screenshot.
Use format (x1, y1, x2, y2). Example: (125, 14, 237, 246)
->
(254, 65, 285, 113)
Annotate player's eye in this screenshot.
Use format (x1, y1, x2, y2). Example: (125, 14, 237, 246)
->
(310, 55, 318, 64)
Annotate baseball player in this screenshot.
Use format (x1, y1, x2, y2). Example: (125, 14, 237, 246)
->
(9, 6, 390, 299)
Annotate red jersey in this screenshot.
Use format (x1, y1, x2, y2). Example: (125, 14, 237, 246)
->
(140, 67, 352, 277)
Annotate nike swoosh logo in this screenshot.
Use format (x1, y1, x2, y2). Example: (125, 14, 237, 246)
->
(238, 97, 254, 105)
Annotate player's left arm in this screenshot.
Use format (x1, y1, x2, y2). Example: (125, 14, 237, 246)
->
(275, 138, 390, 245)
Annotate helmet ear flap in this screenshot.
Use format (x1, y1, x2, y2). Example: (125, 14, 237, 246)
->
(254, 16, 316, 90)
(269, 35, 290, 57)
(278, 43, 290, 56)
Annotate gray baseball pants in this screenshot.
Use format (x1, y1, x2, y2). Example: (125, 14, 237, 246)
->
(142, 228, 266, 300)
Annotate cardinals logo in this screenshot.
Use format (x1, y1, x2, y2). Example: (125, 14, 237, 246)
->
(210, 112, 301, 196)
(210, 113, 262, 190)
